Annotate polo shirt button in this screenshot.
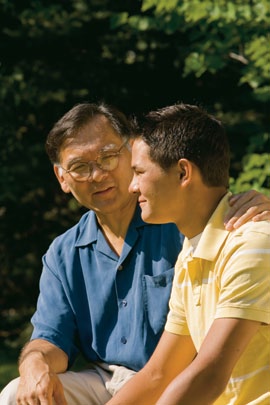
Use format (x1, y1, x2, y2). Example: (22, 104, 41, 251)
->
(121, 336, 127, 344)
(118, 265, 123, 271)
(121, 300, 127, 307)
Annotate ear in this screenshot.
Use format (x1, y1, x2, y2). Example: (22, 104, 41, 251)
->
(177, 159, 192, 184)
(53, 165, 71, 194)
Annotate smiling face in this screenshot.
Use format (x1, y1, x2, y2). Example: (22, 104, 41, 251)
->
(54, 115, 137, 215)
(129, 138, 182, 224)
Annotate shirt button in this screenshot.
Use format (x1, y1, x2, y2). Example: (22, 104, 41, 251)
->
(121, 300, 127, 307)
(118, 265, 123, 271)
(121, 336, 127, 344)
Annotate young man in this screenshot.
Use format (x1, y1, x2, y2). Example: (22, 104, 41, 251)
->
(107, 103, 270, 404)
(1, 103, 269, 405)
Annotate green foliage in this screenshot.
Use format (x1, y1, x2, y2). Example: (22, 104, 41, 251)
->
(137, 0, 270, 100)
(230, 153, 270, 195)
(122, 0, 270, 195)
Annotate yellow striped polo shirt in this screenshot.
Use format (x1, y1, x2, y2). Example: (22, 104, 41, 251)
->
(166, 192, 270, 404)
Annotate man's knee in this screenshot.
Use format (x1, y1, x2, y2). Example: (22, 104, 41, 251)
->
(0, 377, 20, 405)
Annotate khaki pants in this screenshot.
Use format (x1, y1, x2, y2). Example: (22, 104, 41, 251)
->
(0, 362, 136, 405)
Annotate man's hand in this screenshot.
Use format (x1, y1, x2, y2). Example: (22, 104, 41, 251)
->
(16, 369, 67, 405)
(225, 190, 270, 231)
(16, 340, 68, 405)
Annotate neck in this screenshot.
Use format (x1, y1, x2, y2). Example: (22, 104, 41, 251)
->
(177, 188, 227, 239)
(96, 196, 138, 256)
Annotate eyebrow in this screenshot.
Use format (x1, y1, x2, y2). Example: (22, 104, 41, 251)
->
(66, 157, 88, 168)
(64, 143, 122, 168)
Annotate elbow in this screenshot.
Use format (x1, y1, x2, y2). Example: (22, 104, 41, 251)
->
(146, 366, 166, 386)
(144, 364, 171, 392)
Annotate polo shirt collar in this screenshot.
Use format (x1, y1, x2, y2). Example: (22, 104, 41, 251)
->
(183, 192, 231, 262)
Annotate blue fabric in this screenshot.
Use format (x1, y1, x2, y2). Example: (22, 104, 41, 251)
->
(31, 204, 183, 371)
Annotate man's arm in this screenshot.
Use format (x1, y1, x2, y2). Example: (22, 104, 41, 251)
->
(17, 338, 68, 405)
(106, 331, 197, 405)
(156, 318, 260, 405)
(225, 190, 270, 230)
(107, 318, 259, 405)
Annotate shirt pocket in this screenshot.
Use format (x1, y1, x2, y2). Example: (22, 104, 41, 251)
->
(142, 268, 174, 335)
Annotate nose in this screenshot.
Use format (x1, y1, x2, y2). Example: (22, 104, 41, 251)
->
(128, 176, 139, 194)
(87, 165, 108, 183)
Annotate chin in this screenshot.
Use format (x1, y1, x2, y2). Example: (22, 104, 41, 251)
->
(141, 211, 152, 223)
(141, 212, 161, 224)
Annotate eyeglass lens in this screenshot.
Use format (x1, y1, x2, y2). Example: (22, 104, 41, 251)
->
(69, 154, 120, 181)
(62, 139, 128, 181)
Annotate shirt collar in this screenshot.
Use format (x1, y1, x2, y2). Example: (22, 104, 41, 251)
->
(75, 203, 147, 247)
(182, 192, 231, 262)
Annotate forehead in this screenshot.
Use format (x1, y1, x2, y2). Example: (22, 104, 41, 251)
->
(59, 116, 122, 161)
(131, 138, 151, 164)
(132, 138, 171, 181)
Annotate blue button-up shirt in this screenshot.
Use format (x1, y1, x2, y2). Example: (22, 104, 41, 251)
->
(31, 204, 183, 371)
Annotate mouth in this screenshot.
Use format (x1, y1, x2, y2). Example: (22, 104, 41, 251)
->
(138, 198, 147, 205)
(93, 186, 115, 196)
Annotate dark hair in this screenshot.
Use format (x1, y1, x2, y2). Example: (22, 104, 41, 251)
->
(45, 103, 133, 163)
(135, 103, 230, 188)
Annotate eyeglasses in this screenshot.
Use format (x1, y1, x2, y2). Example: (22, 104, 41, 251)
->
(58, 139, 128, 182)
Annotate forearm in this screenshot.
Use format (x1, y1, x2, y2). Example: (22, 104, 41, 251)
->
(19, 339, 68, 376)
(107, 332, 196, 405)
(157, 318, 260, 405)
(106, 366, 170, 405)
(156, 365, 224, 405)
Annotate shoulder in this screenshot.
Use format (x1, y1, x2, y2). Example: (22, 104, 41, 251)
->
(47, 210, 94, 253)
(222, 220, 270, 270)
(227, 220, 270, 247)
(234, 220, 270, 236)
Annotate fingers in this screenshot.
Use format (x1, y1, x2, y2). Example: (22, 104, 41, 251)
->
(16, 372, 65, 405)
(228, 189, 268, 209)
(225, 190, 270, 230)
(251, 210, 270, 222)
(16, 388, 51, 405)
(35, 380, 53, 405)
(225, 206, 256, 231)
(16, 391, 41, 405)
(16, 381, 39, 405)
(228, 189, 259, 207)
(53, 382, 68, 405)
(36, 373, 67, 405)
(225, 204, 270, 230)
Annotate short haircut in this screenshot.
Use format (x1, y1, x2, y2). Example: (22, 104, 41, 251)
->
(45, 103, 133, 164)
(135, 103, 230, 188)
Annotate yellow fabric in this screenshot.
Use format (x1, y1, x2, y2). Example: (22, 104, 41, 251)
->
(166, 192, 270, 404)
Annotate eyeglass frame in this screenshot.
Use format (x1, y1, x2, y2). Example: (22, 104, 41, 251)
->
(57, 139, 129, 182)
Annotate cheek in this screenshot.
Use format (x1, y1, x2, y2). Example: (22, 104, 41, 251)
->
(59, 177, 72, 194)
(66, 182, 88, 200)
(118, 171, 133, 194)
(149, 184, 169, 210)
(142, 183, 158, 202)
(118, 162, 133, 183)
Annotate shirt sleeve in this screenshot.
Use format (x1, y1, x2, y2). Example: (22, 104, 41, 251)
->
(216, 225, 270, 324)
(165, 254, 190, 336)
(31, 245, 79, 367)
